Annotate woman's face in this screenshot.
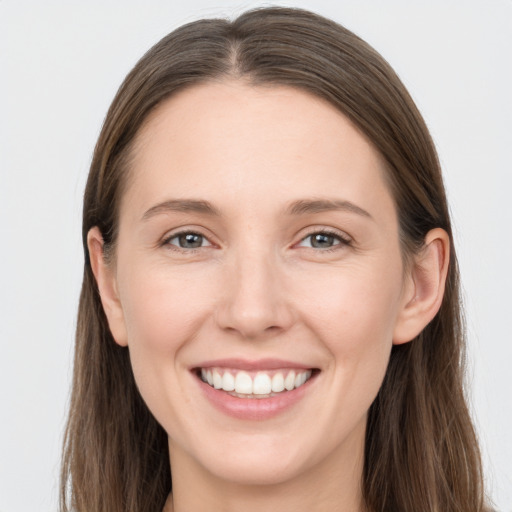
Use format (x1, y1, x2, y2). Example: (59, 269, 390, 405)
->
(95, 82, 417, 486)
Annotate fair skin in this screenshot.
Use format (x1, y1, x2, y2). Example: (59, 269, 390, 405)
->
(88, 81, 449, 512)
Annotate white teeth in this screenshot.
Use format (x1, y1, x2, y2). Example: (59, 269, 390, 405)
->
(234, 371, 253, 394)
(212, 369, 222, 389)
(295, 371, 308, 388)
(253, 373, 272, 395)
(200, 368, 313, 396)
(271, 373, 285, 392)
(222, 371, 235, 391)
(284, 371, 296, 391)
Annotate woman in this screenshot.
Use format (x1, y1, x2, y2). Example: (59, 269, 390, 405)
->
(61, 7, 489, 512)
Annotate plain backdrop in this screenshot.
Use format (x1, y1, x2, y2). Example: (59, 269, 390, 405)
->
(1, 1, 511, 510)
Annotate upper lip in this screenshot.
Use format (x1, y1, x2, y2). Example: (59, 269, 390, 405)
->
(192, 358, 316, 371)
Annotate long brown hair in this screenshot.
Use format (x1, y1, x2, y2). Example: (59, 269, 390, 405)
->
(61, 7, 487, 512)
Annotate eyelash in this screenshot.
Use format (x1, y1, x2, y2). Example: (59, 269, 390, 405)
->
(161, 228, 352, 253)
(296, 229, 352, 252)
(162, 230, 212, 252)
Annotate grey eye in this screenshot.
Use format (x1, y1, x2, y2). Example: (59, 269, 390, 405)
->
(298, 232, 342, 249)
(309, 233, 337, 248)
(168, 232, 210, 249)
(296, 229, 352, 251)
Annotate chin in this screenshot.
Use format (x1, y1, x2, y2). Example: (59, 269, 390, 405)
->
(203, 452, 307, 486)
(182, 430, 330, 487)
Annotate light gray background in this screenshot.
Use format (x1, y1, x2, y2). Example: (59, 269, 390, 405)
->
(1, 1, 511, 510)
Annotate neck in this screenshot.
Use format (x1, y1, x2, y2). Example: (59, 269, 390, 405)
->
(165, 427, 366, 512)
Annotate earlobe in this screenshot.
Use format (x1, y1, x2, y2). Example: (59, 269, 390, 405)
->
(87, 227, 129, 347)
(393, 228, 450, 345)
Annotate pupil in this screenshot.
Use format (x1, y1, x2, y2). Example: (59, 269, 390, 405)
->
(179, 233, 202, 248)
(312, 233, 334, 248)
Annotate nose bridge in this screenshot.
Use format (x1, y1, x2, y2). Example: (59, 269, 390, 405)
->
(216, 241, 292, 338)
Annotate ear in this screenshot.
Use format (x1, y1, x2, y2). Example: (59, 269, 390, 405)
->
(87, 227, 128, 347)
(393, 228, 450, 345)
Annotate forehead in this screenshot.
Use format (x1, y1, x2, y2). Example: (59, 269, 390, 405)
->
(122, 80, 394, 221)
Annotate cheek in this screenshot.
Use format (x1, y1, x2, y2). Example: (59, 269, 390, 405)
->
(115, 265, 213, 414)
(116, 266, 208, 427)
(295, 258, 403, 407)
(297, 258, 403, 349)
(119, 263, 214, 354)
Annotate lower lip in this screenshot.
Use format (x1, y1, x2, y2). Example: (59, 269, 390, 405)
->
(196, 373, 317, 421)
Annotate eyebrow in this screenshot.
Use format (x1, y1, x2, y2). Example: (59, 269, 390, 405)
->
(286, 198, 373, 219)
(141, 197, 372, 221)
(141, 199, 220, 221)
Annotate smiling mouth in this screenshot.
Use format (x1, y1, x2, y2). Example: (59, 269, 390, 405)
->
(196, 367, 318, 399)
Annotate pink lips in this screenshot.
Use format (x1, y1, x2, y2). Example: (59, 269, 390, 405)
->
(192, 358, 318, 421)
(195, 358, 313, 371)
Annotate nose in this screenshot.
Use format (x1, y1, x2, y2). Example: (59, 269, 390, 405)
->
(215, 248, 294, 340)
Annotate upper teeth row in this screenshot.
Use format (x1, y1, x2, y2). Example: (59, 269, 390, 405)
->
(201, 368, 312, 395)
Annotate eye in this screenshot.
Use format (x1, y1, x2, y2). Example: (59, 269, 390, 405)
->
(297, 231, 350, 250)
(165, 231, 211, 249)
